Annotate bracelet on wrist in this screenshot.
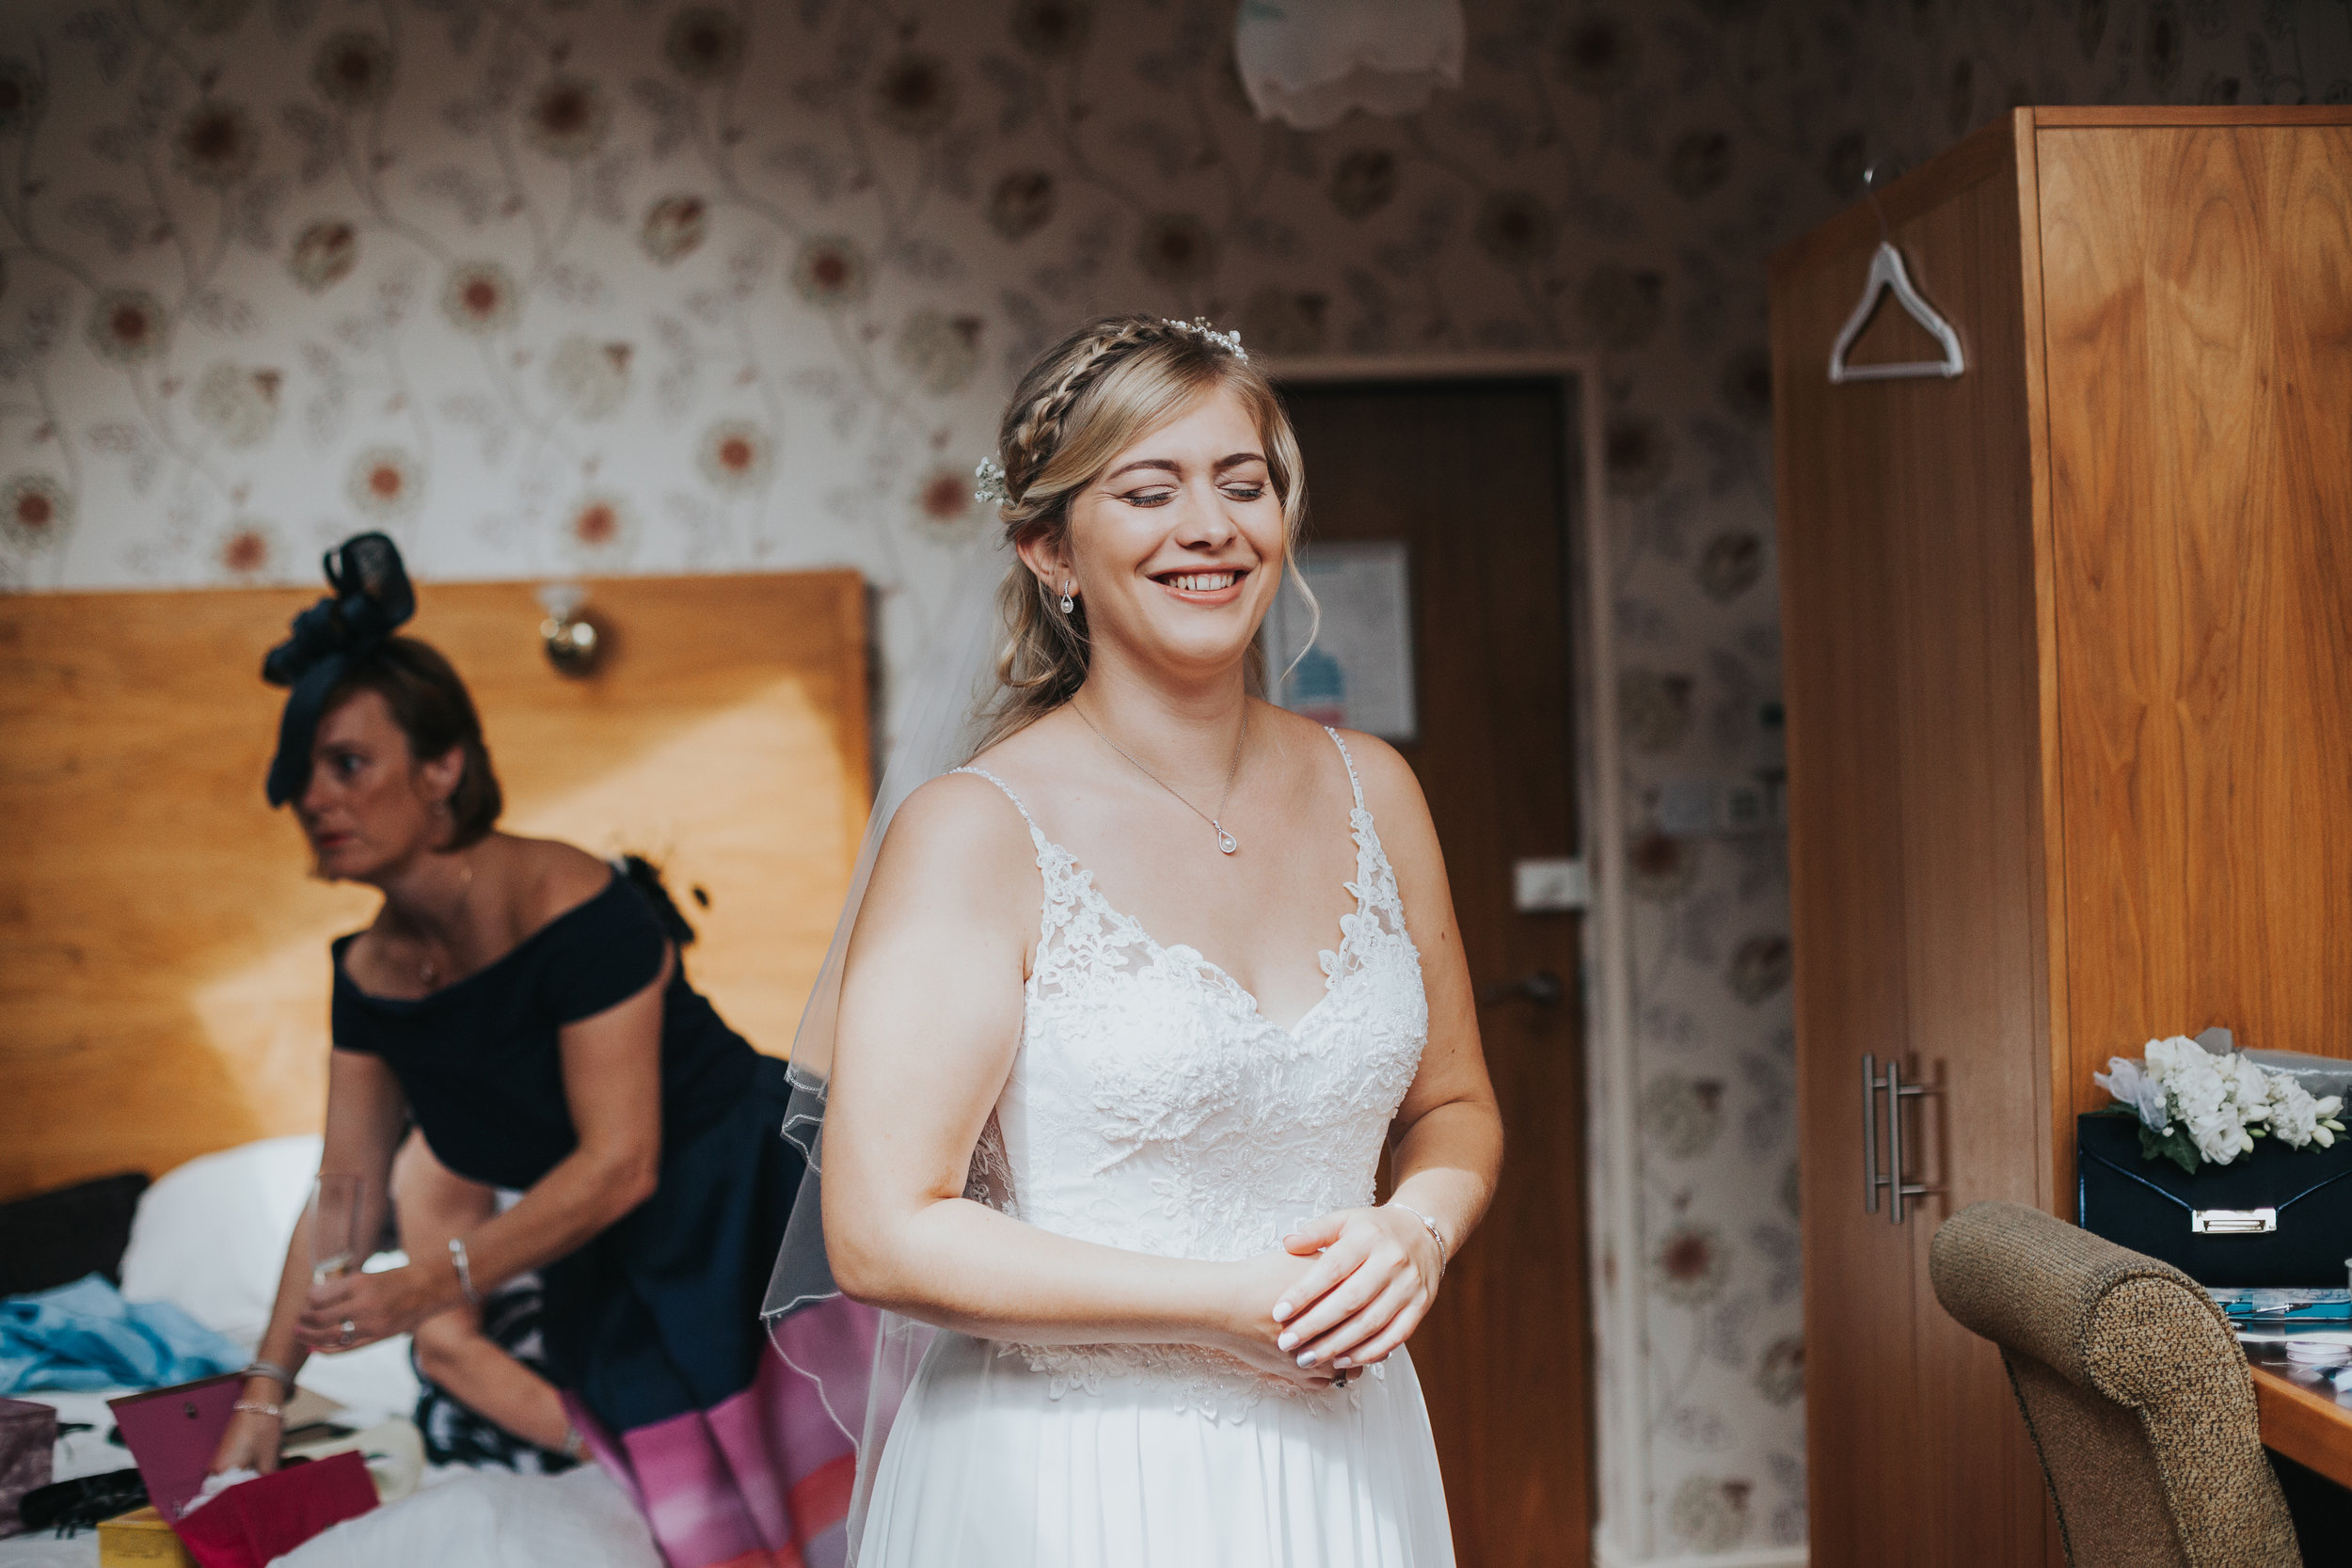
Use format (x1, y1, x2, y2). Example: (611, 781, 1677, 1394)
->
(232, 1400, 282, 1419)
(241, 1360, 294, 1389)
(448, 1235, 481, 1308)
(1389, 1201, 1450, 1272)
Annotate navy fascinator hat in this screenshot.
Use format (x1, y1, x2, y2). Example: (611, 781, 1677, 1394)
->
(261, 531, 416, 806)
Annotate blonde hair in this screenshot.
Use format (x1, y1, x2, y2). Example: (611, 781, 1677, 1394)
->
(975, 314, 1314, 752)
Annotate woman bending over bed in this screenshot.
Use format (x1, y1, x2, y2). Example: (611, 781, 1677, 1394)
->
(209, 535, 834, 1568)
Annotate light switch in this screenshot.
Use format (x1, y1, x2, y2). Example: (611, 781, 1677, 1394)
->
(1514, 857, 1589, 912)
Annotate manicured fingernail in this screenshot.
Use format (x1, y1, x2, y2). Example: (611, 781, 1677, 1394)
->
(1334, 1356, 1352, 1369)
(1278, 1331, 1297, 1351)
(1296, 1351, 1317, 1367)
(1273, 1301, 1293, 1321)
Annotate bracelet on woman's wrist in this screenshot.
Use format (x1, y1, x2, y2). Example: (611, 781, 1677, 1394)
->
(241, 1359, 294, 1390)
(448, 1235, 481, 1308)
(232, 1400, 283, 1419)
(1388, 1202, 1450, 1272)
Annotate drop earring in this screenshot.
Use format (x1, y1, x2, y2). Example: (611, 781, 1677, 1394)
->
(1059, 580, 1075, 615)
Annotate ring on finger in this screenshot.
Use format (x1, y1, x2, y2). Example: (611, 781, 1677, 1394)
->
(340, 1318, 357, 1346)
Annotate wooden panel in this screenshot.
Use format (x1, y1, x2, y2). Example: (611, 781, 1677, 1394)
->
(1772, 116, 2061, 1568)
(1283, 381, 1589, 1567)
(2016, 111, 2082, 1275)
(1871, 133, 2062, 1568)
(1772, 204, 1930, 1568)
(2037, 124, 2352, 1106)
(0, 573, 869, 1202)
(2253, 1366, 2352, 1491)
(2033, 106, 2352, 129)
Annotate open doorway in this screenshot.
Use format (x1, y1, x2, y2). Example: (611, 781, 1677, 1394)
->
(1266, 361, 1621, 1566)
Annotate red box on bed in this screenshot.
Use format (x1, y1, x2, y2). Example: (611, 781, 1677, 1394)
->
(171, 1449, 376, 1568)
(105, 1375, 376, 1566)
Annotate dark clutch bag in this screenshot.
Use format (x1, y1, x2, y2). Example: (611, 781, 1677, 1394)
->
(18, 1468, 147, 1536)
(2077, 1113, 2352, 1288)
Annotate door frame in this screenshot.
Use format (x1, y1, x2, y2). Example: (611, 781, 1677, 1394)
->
(1263, 353, 1644, 1560)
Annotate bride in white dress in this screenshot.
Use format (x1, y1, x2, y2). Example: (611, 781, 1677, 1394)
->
(814, 314, 1502, 1565)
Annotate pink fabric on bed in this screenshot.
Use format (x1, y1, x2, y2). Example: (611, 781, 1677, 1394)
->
(568, 1296, 875, 1568)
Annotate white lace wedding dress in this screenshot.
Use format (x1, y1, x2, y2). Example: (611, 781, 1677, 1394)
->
(854, 729, 1454, 1567)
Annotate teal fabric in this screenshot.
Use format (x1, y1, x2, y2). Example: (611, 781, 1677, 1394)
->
(0, 1274, 243, 1393)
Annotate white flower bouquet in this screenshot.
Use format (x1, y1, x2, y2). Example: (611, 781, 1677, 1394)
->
(2095, 1036, 2345, 1175)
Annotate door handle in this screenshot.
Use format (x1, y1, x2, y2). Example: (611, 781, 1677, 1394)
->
(1477, 970, 1564, 1006)
(1883, 1057, 1937, 1226)
(1862, 1054, 1940, 1224)
(1862, 1053, 1882, 1214)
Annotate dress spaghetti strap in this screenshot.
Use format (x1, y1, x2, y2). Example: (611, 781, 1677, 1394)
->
(948, 766, 1051, 853)
(1322, 726, 1367, 814)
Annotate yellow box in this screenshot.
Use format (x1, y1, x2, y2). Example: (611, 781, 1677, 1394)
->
(97, 1506, 196, 1567)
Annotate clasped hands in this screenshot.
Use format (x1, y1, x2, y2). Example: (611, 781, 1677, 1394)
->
(1226, 1204, 1444, 1390)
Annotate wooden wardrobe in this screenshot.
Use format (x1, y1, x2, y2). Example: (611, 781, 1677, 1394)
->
(1769, 106, 2352, 1567)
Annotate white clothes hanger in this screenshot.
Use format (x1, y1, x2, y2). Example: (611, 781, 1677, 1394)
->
(1827, 166, 1965, 384)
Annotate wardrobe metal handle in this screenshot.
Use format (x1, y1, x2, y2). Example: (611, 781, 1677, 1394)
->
(1861, 1053, 1882, 1214)
(1884, 1058, 1938, 1226)
(1885, 1057, 1909, 1223)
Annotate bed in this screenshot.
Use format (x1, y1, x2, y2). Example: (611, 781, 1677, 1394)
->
(1, 1138, 664, 1568)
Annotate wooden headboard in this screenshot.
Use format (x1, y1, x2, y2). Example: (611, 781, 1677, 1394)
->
(0, 573, 870, 1203)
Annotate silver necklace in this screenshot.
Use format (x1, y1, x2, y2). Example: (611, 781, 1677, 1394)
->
(1073, 701, 1248, 856)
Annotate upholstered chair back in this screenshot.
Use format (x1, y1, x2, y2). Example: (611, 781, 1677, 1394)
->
(1929, 1200, 2299, 1568)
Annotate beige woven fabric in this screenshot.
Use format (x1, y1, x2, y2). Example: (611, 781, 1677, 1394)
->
(1929, 1200, 2300, 1568)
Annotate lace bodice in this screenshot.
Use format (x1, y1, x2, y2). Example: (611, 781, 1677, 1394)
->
(949, 728, 1429, 1418)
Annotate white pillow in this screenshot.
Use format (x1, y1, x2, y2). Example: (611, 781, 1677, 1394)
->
(120, 1134, 322, 1346)
(118, 1135, 418, 1418)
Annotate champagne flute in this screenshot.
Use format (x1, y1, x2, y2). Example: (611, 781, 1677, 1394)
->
(309, 1173, 365, 1284)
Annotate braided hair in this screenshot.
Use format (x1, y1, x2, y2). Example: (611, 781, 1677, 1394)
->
(974, 314, 1310, 751)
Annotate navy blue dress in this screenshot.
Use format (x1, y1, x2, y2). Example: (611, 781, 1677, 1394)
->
(330, 872, 803, 1439)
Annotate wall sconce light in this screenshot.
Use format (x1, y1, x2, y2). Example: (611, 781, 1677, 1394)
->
(535, 582, 602, 677)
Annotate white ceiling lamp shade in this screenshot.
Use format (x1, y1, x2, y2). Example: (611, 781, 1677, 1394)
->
(1233, 0, 1466, 132)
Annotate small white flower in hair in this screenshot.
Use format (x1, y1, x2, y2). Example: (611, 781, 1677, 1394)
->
(974, 456, 1010, 506)
(1163, 317, 1248, 361)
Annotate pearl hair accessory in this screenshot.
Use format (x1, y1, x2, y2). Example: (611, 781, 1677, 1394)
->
(1163, 317, 1248, 360)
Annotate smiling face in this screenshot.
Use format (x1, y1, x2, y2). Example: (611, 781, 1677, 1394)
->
(1021, 384, 1285, 684)
(295, 688, 463, 882)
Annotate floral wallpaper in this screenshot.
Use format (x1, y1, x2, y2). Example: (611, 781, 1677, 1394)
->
(1, 0, 2341, 1560)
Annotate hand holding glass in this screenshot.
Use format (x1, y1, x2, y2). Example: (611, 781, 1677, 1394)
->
(309, 1173, 365, 1284)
